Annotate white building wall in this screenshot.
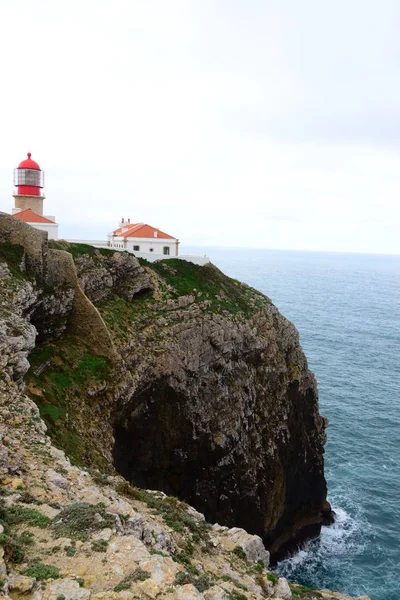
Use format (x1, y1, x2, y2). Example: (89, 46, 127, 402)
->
(30, 222, 59, 240)
(108, 235, 178, 256)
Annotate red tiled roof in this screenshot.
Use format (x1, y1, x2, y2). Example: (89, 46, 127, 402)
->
(13, 209, 56, 224)
(113, 223, 176, 239)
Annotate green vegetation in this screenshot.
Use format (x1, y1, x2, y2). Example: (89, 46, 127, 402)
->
(121, 486, 211, 549)
(232, 546, 247, 560)
(18, 492, 42, 505)
(0, 531, 25, 564)
(20, 531, 35, 546)
(254, 560, 264, 573)
(0, 242, 27, 279)
(174, 571, 211, 592)
(0, 498, 51, 564)
(174, 571, 192, 586)
(195, 573, 212, 593)
(48, 240, 96, 259)
(51, 502, 114, 541)
(149, 259, 264, 315)
(98, 294, 154, 340)
(92, 473, 110, 486)
(0, 504, 50, 529)
(91, 538, 108, 552)
(113, 569, 150, 591)
(52, 239, 267, 319)
(49, 240, 119, 260)
(229, 592, 247, 600)
(26, 337, 112, 468)
(267, 572, 278, 585)
(290, 583, 323, 599)
(28, 344, 111, 398)
(23, 563, 61, 581)
(115, 481, 145, 500)
(64, 544, 76, 556)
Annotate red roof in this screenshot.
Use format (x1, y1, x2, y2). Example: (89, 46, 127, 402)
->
(113, 223, 176, 239)
(13, 209, 55, 224)
(18, 153, 41, 170)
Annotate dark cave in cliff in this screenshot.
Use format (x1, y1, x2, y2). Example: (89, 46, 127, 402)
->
(112, 380, 258, 533)
(112, 379, 333, 563)
(113, 381, 227, 522)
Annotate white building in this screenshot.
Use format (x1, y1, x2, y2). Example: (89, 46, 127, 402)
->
(108, 220, 179, 257)
(11, 208, 59, 239)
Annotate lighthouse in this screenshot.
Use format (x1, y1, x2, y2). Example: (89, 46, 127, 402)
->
(12, 153, 58, 239)
(13, 153, 45, 215)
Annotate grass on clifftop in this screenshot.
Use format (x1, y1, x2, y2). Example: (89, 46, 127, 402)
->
(50, 241, 268, 317)
(48, 240, 116, 260)
(149, 259, 264, 315)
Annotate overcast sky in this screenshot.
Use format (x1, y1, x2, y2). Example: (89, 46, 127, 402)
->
(1, 0, 400, 254)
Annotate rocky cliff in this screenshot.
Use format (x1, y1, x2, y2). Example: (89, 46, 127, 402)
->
(0, 212, 369, 600)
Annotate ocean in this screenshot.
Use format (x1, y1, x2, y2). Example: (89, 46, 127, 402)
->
(182, 246, 400, 600)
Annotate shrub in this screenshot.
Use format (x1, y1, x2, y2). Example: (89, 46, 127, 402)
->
(174, 571, 193, 586)
(51, 503, 114, 541)
(254, 560, 264, 573)
(18, 492, 42, 505)
(115, 481, 144, 500)
(138, 492, 211, 546)
(93, 474, 109, 486)
(23, 563, 60, 580)
(195, 574, 211, 592)
(1, 505, 50, 529)
(91, 539, 108, 552)
(267, 572, 278, 585)
(290, 583, 323, 599)
(230, 592, 247, 600)
(20, 531, 35, 546)
(232, 546, 247, 560)
(64, 545, 75, 556)
(113, 569, 150, 591)
(0, 533, 24, 563)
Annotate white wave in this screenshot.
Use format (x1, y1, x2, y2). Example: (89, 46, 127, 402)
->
(275, 502, 368, 581)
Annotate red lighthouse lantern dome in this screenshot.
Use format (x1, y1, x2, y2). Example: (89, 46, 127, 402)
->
(14, 152, 44, 196)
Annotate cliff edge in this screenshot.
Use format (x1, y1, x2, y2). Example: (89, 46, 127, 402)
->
(0, 212, 368, 600)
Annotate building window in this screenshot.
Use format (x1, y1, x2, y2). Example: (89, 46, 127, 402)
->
(133, 245, 140, 251)
(163, 246, 170, 255)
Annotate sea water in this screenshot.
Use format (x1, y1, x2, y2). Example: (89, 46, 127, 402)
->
(182, 247, 400, 600)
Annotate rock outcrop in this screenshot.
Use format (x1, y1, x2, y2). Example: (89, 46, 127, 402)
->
(0, 212, 367, 600)
(0, 212, 333, 560)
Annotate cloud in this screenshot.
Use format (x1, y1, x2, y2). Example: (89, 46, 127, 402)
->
(0, 0, 400, 253)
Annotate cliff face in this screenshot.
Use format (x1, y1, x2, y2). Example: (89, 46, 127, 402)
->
(0, 212, 332, 565)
